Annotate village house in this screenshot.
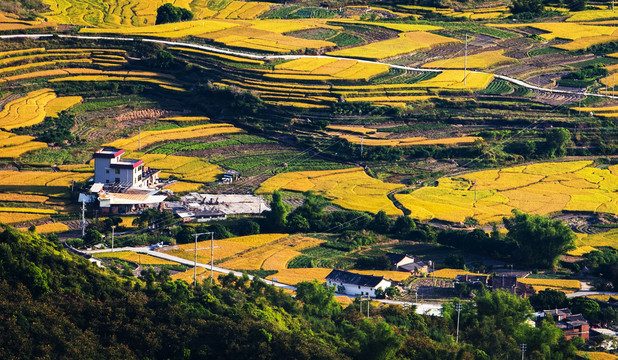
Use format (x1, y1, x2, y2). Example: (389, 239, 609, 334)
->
(86, 148, 166, 214)
(387, 253, 429, 275)
(537, 308, 590, 341)
(93, 147, 159, 187)
(492, 275, 535, 297)
(325, 269, 391, 298)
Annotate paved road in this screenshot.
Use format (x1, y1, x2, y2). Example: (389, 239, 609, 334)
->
(84, 246, 443, 314)
(2, 33, 617, 100)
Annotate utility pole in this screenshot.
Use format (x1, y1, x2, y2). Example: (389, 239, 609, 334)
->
(193, 232, 214, 286)
(81, 199, 86, 238)
(455, 303, 463, 343)
(360, 295, 370, 318)
(520, 344, 527, 360)
(360, 136, 364, 159)
(111, 225, 116, 252)
(210, 231, 214, 284)
(464, 33, 468, 86)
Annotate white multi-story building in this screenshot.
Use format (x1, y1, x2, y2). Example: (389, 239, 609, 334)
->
(89, 148, 164, 215)
(93, 147, 159, 188)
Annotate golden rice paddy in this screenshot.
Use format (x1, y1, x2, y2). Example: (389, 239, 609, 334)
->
(397, 161, 618, 224)
(327, 31, 459, 60)
(105, 124, 242, 150)
(257, 167, 404, 215)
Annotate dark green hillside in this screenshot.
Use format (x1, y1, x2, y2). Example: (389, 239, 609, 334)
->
(0, 227, 581, 359)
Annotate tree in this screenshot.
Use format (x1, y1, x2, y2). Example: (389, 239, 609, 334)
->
(206, 224, 232, 239)
(393, 216, 415, 238)
(510, 0, 544, 14)
(444, 254, 465, 269)
(83, 229, 103, 245)
(369, 210, 392, 234)
(287, 213, 310, 233)
(570, 297, 600, 322)
(155, 50, 174, 69)
(175, 226, 196, 244)
(544, 128, 571, 158)
(265, 190, 289, 232)
(504, 210, 576, 268)
(295, 280, 341, 317)
(567, 0, 587, 11)
(155, 3, 193, 24)
(237, 220, 260, 236)
(529, 289, 569, 311)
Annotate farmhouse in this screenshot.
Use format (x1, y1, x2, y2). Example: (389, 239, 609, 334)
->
(93, 147, 160, 188)
(87, 148, 166, 214)
(537, 308, 590, 341)
(387, 253, 429, 274)
(325, 269, 391, 298)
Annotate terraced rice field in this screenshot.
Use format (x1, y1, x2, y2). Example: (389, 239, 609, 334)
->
(137, 154, 223, 183)
(397, 161, 618, 224)
(168, 47, 264, 64)
(18, 223, 69, 234)
(257, 167, 404, 215)
(577, 352, 618, 360)
(96, 251, 179, 265)
(574, 228, 618, 251)
(0, 11, 56, 31)
(218, 235, 324, 270)
(422, 50, 516, 70)
(338, 134, 481, 147)
(81, 18, 337, 53)
(273, 58, 389, 81)
(43, 0, 272, 28)
(217, 69, 491, 109)
(491, 22, 618, 51)
(0, 130, 47, 159)
(171, 267, 227, 284)
(105, 123, 242, 150)
(165, 181, 204, 193)
(327, 125, 377, 135)
(0, 213, 48, 224)
(165, 233, 289, 264)
(0, 170, 92, 197)
(431, 268, 485, 279)
(517, 278, 581, 292)
(327, 31, 459, 60)
(0, 89, 82, 130)
(572, 103, 618, 118)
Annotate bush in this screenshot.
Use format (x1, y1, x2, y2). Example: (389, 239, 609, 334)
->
(156, 3, 193, 25)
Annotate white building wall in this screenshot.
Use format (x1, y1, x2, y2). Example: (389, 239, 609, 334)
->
(94, 156, 139, 185)
(327, 279, 392, 298)
(94, 157, 111, 183)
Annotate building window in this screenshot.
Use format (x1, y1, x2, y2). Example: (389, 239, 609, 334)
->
(115, 169, 120, 174)
(115, 178, 120, 183)
(106, 180, 109, 183)
(358, 286, 361, 289)
(106, 170, 109, 174)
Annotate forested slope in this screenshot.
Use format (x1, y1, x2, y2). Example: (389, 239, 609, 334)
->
(0, 227, 580, 359)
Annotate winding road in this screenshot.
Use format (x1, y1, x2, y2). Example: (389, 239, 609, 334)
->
(1, 33, 617, 101)
(83, 246, 443, 315)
